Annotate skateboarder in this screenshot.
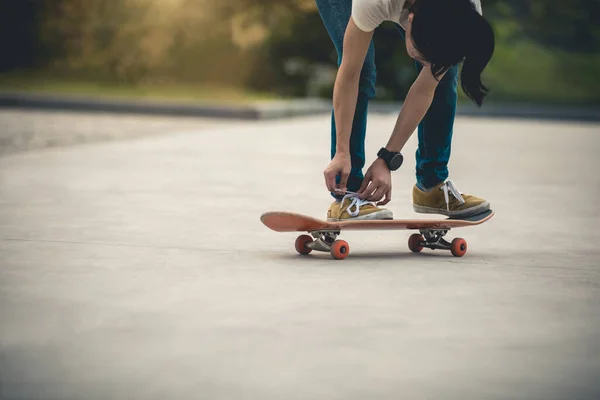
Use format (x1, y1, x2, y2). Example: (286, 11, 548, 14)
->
(318, 0, 494, 221)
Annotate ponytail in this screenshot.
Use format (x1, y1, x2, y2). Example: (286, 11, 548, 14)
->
(460, 12, 495, 107)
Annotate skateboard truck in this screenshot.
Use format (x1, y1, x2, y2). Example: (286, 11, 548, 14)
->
(409, 229, 467, 257)
(421, 229, 452, 250)
(307, 230, 340, 252)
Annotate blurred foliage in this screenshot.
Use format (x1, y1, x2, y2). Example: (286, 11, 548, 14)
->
(492, 0, 600, 52)
(0, 0, 599, 104)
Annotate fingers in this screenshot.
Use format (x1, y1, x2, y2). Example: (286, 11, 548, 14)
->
(338, 170, 350, 194)
(366, 186, 385, 202)
(357, 181, 370, 198)
(377, 190, 392, 206)
(357, 171, 372, 198)
(353, 176, 394, 204)
(362, 181, 391, 203)
(324, 169, 337, 193)
(324, 154, 352, 195)
(324, 168, 350, 194)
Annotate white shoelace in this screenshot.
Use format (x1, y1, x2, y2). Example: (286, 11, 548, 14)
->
(440, 179, 465, 211)
(340, 191, 370, 217)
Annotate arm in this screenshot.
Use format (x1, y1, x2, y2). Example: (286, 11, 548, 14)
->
(356, 66, 445, 204)
(323, 17, 374, 193)
(332, 17, 374, 154)
(385, 65, 445, 152)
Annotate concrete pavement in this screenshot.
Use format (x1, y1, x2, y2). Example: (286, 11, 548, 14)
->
(1, 111, 599, 399)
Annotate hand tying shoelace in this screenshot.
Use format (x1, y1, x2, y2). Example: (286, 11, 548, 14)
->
(440, 179, 465, 211)
(340, 191, 371, 218)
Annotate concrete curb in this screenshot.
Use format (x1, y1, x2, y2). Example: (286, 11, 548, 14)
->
(0, 92, 598, 122)
(0, 92, 333, 120)
(369, 102, 600, 122)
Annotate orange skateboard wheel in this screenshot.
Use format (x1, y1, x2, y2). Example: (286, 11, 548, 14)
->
(451, 238, 467, 257)
(295, 235, 313, 255)
(408, 233, 424, 253)
(330, 240, 349, 260)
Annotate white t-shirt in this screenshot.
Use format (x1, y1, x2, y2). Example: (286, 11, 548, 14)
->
(352, 0, 483, 32)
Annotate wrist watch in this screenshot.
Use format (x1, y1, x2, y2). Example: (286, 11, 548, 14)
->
(377, 147, 403, 171)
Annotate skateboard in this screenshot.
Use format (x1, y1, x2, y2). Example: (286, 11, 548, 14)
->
(260, 209, 494, 260)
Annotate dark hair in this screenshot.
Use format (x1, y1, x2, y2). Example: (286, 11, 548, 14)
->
(410, 0, 495, 106)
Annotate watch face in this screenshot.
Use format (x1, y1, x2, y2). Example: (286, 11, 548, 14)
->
(390, 154, 403, 170)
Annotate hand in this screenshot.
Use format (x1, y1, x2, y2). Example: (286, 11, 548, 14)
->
(357, 158, 392, 205)
(324, 153, 351, 194)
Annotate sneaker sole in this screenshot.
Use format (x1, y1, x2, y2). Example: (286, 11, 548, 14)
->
(327, 209, 394, 222)
(413, 201, 490, 219)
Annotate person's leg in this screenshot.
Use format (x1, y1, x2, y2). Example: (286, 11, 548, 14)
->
(413, 63, 458, 190)
(394, 22, 457, 189)
(395, 24, 489, 218)
(315, 0, 376, 196)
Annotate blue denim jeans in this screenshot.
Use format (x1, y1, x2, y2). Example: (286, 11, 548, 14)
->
(315, 0, 458, 194)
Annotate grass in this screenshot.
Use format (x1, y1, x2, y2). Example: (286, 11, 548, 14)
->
(457, 21, 600, 106)
(480, 40, 600, 105)
(0, 71, 279, 105)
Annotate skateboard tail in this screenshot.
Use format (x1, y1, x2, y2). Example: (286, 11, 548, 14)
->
(260, 212, 335, 232)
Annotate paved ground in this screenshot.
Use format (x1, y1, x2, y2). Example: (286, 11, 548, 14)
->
(1, 110, 599, 400)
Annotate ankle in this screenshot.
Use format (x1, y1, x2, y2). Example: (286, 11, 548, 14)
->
(416, 182, 433, 193)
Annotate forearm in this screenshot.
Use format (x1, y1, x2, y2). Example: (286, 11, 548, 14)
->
(385, 84, 435, 152)
(332, 71, 360, 155)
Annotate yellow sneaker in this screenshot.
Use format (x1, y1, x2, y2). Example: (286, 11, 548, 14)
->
(327, 192, 393, 221)
(413, 180, 490, 218)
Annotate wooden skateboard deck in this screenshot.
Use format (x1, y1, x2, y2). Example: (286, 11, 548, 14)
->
(260, 210, 494, 260)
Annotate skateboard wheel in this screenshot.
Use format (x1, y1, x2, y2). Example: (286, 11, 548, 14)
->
(295, 235, 313, 255)
(451, 238, 467, 257)
(408, 233, 424, 253)
(330, 240, 349, 260)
